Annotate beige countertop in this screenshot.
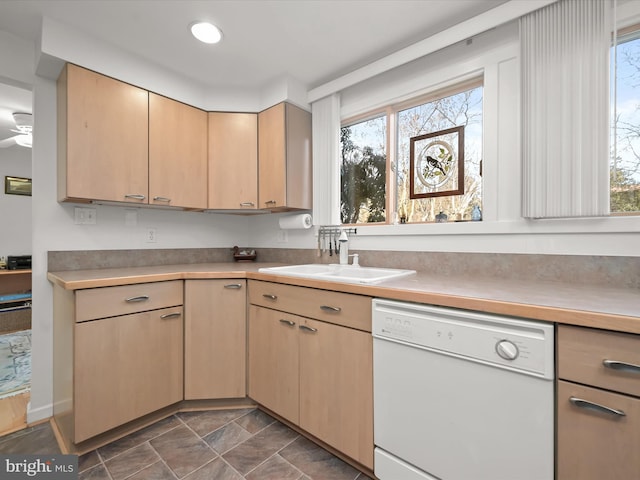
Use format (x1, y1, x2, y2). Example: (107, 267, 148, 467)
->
(48, 262, 640, 335)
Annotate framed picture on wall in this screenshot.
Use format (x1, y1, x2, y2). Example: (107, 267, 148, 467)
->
(4, 176, 32, 196)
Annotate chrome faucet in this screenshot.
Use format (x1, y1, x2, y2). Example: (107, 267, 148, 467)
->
(338, 230, 349, 265)
(338, 231, 359, 266)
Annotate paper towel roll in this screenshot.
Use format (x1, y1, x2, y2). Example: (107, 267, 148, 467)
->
(279, 213, 313, 229)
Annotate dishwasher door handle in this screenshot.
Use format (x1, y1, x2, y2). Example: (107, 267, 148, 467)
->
(569, 397, 626, 417)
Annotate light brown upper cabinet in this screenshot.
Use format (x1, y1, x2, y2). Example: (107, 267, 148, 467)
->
(258, 102, 312, 211)
(149, 94, 208, 209)
(57, 63, 149, 204)
(208, 112, 258, 210)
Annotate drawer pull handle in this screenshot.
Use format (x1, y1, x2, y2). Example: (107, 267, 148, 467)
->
(299, 324, 318, 333)
(603, 360, 640, 374)
(240, 202, 255, 207)
(160, 312, 182, 319)
(320, 305, 341, 313)
(153, 196, 171, 203)
(224, 283, 243, 289)
(569, 397, 626, 417)
(263, 294, 278, 300)
(125, 194, 146, 200)
(279, 319, 296, 327)
(125, 295, 149, 303)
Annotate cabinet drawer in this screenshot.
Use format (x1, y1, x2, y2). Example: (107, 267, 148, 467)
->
(248, 280, 371, 332)
(558, 325, 640, 397)
(557, 380, 640, 480)
(76, 280, 183, 322)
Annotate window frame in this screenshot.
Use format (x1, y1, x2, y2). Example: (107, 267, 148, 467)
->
(341, 77, 484, 226)
(611, 22, 640, 216)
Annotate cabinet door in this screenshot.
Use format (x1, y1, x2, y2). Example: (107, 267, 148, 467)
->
(258, 103, 286, 209)
(185, 279, 246, 399)
(557, 380, 640, 480)
(74, 306, 183, 442)
(149, 93, 208, 209)
(248, 305, 299, 423)
(61, 64, 149, 203)
(299, 318, 374, 469)
(208, 112, 258, 209)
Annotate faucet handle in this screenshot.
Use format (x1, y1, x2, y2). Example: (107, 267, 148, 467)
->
(349, 254, 359, 266)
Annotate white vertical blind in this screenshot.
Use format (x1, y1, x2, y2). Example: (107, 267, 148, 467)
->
(311, 94, 341, 225)
(521, 0, 612, 218)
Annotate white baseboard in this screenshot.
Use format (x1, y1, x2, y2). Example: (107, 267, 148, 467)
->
(26, 400, 53, 424)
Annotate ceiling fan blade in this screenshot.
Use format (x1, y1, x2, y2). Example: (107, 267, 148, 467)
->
(0, 136, 17, 148)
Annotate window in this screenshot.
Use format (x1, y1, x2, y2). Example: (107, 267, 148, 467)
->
(341, 81, 483, 225)
(612, 28, 640, 213)
(340, 115, 387, 224)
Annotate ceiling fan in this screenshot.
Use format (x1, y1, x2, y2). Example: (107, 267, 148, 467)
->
(0, 112, 33, 149)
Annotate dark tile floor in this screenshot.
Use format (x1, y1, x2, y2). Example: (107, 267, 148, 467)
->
(0, 408, 373, 480)
(0, 421, 62, 454)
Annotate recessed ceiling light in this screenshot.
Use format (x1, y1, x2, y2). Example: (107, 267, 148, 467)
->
(190, 21, 222, 44)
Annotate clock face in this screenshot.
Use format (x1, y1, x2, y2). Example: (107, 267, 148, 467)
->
(417, 139, 455, 189)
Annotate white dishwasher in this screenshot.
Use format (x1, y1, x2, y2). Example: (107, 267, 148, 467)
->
(372, 299, 555, 480)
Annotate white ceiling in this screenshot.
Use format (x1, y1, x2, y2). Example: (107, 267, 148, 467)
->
(0, 0, 508, 145)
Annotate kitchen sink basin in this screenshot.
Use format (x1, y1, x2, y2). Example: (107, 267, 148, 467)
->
(258, 264, 416, 285)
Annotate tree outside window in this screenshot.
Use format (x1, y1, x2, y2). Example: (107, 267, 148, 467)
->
(612, 33, 640, 213)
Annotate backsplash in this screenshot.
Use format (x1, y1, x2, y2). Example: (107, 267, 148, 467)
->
(48, 248, 640, 289)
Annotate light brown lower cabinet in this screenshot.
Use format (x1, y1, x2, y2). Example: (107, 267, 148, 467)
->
(248, 293, 373, 470)
(298, 317, 373, 468)
(74, 307, 184, 442)
(557, 325, 640, 480)
(184, 279, 247, 399)
(557, 380, 640, 480)
(248, 305, 299, 424)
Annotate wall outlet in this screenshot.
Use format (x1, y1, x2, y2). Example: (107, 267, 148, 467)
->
(74, 207, 96, 225)
(276, 230, 288, 243)
(146, 228, 157, 243)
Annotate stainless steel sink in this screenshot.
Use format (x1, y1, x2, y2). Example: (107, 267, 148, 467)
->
(258, 264, 416, 285)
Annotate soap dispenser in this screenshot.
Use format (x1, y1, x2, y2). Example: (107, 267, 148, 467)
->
(338, 230, 349, 265)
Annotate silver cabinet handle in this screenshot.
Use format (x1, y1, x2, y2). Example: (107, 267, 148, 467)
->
(125, 194, 146, 200)
(320, 305, 341, 313)
(299, 324, 318, 333)
(265, 200, 277, 205)
(125, 295, 149, 303)
(160, 312, 182, 319)
(240, 202, 255, 207)
(569, 397, 626, 417)
(262, 294, 277, 300)
(603, 360, 640, 374)
(224, 283, 243, 289)
(153, 196, 171, 203)
(279, 319, 295, 327)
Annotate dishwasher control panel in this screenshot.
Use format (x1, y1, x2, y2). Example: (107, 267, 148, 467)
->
(372, 298, 554, 379)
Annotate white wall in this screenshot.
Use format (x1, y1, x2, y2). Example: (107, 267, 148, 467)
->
(0, 145, 31, 256)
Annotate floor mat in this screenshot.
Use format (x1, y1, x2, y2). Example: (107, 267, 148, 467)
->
(0, 330, 31, 399)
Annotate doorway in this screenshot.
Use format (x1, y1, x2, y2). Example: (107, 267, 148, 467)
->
(0, 81, 32, 435)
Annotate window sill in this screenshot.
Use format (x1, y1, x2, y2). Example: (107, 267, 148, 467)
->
(352, 215, 640, 236)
